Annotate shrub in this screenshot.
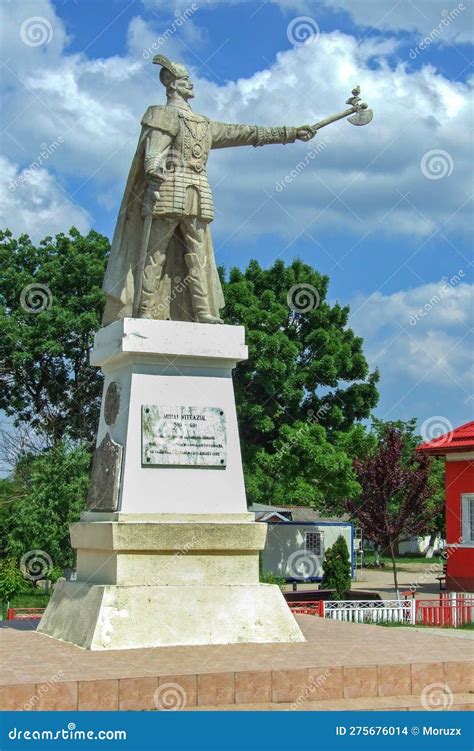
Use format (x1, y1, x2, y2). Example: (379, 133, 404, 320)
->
(320, 535, 351, 599)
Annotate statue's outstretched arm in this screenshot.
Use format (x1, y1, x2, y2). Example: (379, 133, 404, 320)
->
(210, 121, 314, 150)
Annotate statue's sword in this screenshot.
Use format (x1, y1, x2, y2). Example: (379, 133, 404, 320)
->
(309, 86, 373, 136)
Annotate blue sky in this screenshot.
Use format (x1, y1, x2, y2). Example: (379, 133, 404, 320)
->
(1, 0, 473, 440)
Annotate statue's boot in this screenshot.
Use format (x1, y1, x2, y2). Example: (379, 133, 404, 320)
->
(184, 253, 223, 324)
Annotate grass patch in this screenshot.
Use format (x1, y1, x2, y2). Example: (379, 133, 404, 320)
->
(362, 554, 443, 567)
(377, 621, 474, 630)
(1, 590, 50, 620)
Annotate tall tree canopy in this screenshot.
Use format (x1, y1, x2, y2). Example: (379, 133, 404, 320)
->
(1, 229, 378, 511)
(0, 228, 108, 446)
(222, 259, 379, 507)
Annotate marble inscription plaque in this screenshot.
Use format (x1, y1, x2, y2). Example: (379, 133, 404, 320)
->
(142, 405, 227, 467)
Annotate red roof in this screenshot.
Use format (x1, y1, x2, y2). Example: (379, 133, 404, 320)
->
(417, 420, 474, 455)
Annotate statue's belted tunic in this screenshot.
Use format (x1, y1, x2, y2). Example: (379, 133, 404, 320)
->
(102, 57, 298, 326)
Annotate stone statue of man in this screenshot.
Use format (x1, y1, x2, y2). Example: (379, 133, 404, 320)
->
(102, 56, 315, 326)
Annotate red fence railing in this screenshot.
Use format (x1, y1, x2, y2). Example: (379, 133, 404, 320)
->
(6, 607, 46, 621)
(288, 600, 324, 617)
(288, 593, 474, 628)
(415, 595, 474, 627)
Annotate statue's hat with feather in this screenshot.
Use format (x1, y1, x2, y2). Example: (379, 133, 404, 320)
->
(153, 55, 189, 86)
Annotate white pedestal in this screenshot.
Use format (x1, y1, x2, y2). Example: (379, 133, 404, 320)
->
(92, 318, 249, 515)
(38, 320, 304, 649)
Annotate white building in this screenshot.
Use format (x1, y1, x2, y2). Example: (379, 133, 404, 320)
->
(250, 504, 355, 583)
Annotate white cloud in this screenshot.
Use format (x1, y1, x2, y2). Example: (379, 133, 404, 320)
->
(0, 156, 90, 242)
(349, 278, 473, 391)
(0, 1, 472, 249)
(324, 0, 473, 44)
(149, 0, 473, 42)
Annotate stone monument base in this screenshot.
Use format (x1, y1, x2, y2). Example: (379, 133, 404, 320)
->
(38, 514, 304, 649)
(38, 320, 304, 648)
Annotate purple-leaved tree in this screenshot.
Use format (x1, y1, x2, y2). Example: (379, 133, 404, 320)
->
(347, 426, 434, 598)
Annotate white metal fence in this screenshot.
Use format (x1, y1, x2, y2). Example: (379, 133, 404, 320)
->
(323, 599, 414, 624)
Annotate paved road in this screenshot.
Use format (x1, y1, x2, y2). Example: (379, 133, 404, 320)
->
(283, 562, 443, 599)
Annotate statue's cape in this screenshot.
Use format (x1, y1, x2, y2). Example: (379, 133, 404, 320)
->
(102, 124, 224, 323)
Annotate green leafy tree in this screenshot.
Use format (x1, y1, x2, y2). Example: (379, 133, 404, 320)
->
(1, 230, 378, 517)
(1, 441, 90, 571)
(0, 228, 108, 446)
(320, 535, 352, 599)
(0, 557, 31, 606)
(222, 259, 379, 509)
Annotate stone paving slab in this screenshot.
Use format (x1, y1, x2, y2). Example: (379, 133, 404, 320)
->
(189, 693, 474, 711)
(1, 616, 472, 710)
(1, 615, 471, 686)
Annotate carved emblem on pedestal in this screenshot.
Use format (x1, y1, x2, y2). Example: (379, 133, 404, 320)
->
(87, 432, 123, 512)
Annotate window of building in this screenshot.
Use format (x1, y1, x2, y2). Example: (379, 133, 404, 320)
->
(305, 531, 322, 556)
(461, 494, 474, 544)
